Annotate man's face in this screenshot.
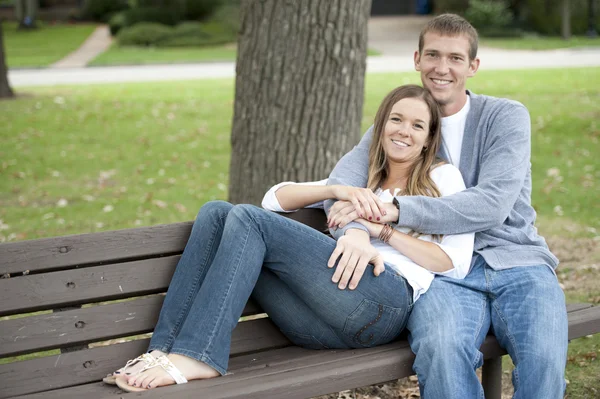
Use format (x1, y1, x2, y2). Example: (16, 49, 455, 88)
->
(414, 32, 480, 115)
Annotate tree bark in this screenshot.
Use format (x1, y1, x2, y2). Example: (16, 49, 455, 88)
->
(228, 0, 371, 205)
(0, 20, 15, 99)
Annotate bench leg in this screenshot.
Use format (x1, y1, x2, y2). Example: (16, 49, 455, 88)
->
(482, 356, 503, 399)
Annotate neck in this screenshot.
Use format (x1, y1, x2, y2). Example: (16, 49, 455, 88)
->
(382, 160, 413, 190)
(441, 91, 468, 117)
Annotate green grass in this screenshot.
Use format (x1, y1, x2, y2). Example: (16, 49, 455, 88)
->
(0, 68, 598, 241)
(90, 44, 381, 66)
(0, 68, 598, 394)
(3, 21, 97, 68)
(482, 35, 600, 50)
(89, 43, 239, 66)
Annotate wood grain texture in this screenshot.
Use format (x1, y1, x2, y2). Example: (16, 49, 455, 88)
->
(0, 221, 192, 276)
(10, 303, 600, 399)
(0, 318, 289, 398)
(229, 0, 371, 204)
(1, 294, 263, 358)
(0, 256, 179, 317)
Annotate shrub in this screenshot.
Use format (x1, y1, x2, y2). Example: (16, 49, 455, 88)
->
(524, 0, 600, 35)
(117, 22, 173, 46)
(109, 6, 182, 36)
(181, 0, 224, 20)
(81, 0, 130, 22)
(465, 0, 513, 35)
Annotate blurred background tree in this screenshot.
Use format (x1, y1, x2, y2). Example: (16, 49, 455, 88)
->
(0, 20, 14, 98)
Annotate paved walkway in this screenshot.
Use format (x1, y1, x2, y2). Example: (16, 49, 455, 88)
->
(7, 16, 600, 87)
(50, 25, 112, 69)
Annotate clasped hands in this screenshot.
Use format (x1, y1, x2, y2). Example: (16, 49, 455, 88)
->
(326, 186, 399, 291)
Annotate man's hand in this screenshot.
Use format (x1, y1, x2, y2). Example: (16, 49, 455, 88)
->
(328, 229, 385, 290)
(330, 185, 387, 222)
(328, 200, 399, 229)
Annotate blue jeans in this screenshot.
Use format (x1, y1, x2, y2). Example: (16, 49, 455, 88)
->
(148, 201, 413, 375)
(407, 255, 568, 399)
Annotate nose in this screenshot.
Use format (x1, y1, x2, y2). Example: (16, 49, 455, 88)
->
(434, 57, 449, 75)
(397, 121, 411, 136)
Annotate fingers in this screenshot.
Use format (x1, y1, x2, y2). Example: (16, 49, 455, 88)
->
(372, 256, 385, 277)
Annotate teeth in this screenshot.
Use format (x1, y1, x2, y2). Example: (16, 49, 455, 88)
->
(392, 140, 409, 147)
(433, 79, 451, 85)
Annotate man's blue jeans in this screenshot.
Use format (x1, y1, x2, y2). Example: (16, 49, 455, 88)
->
(148, 201, 413, 375)
(407, 255, 568, 399)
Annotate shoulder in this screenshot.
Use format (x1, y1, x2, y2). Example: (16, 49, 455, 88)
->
(430, 163, 466, 195)
(469, 91, 529, 119)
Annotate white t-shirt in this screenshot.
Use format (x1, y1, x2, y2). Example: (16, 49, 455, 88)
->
(441, 95, 470, 168)
(261, 164, 475, 301)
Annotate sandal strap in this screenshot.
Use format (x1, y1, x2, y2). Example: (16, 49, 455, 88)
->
(141, 355, 188, 385)
(122, 353, 155, 372)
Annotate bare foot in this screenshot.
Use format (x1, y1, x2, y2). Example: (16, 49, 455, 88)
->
(113, 350, 165, 378)
(125, 354, 220, 389)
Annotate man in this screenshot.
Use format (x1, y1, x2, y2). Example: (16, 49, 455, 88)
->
(325, 14, 568, 399)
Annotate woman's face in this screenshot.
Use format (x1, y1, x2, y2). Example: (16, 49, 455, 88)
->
(382, 97, 431, 164)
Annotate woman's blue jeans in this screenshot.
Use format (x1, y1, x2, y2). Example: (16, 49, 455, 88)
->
(148, 201, 413, 375)
(407, 255, 568, 399)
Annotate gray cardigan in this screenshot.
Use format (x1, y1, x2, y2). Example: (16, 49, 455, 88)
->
(325, 91, 558, 271)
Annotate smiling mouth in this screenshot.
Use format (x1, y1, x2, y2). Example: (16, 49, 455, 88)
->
(431, 78, 452, 85)
(391, 139, 409, 148)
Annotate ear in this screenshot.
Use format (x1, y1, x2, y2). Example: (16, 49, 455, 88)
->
(468, 57, 480, 77)
(414, 51, 421, 71)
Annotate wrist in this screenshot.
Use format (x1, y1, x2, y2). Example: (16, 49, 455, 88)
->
(344, 228, 370, 240)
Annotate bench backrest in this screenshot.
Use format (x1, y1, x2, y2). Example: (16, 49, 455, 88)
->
(0, 209, 328, 398)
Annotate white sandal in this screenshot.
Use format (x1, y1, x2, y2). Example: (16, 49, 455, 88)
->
(116, 355, 187, 392)
(102, 352, 156, 385)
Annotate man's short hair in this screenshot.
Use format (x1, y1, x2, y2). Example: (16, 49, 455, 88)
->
(418, 14, 479, 60)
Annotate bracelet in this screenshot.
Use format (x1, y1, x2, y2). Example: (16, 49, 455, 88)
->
(378, 223, 395, 243)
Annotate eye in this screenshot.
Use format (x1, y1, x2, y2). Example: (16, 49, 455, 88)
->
(414, 124, 424, 130)
(452, 56, 463, 62)
(390, 117, 401, 122)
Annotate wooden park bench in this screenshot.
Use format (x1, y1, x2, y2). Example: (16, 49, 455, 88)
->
(1, 209, 599, 399)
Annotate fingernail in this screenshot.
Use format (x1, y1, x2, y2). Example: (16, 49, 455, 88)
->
(377, 217, 380, 221)
(368, 216, 372, 220)
(339, 284, 346, 289)
(349, 284, 355, 290)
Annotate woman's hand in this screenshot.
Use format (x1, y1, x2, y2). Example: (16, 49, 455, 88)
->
(328, 229, 385, 290)
(330, 186, 387, 222)
(328, 200, 399, 229)
(354, 218, 384, 238)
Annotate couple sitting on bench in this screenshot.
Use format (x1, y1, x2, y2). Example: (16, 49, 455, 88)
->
(106, 14, 568, 399)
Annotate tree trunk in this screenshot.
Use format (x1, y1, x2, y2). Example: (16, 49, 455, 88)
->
(0, 21, 15, 99)
(561, 0, 571, 39)
(228, 0, 371, 205)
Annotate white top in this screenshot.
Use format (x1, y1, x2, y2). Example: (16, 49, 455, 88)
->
(441, 95, 470, 168)
(261, 164, 475, 301)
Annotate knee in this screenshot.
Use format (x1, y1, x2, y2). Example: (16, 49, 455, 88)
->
(229, 203, 263, 223)
(197, 200, 233, 221)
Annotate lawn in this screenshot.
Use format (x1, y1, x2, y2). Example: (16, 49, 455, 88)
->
(89, 43, 239, 66)
(0, 68, 598, 396)
(481, 35, 600, 50)
(2, 21, 97, 68)
(89, 44, 381, 66)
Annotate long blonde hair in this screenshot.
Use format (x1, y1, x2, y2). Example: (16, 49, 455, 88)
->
(367, 85, 443, 200)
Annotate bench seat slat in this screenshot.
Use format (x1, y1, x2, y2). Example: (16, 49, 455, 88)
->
(0, 222, 192, 276)
(0, 256, 180, 317)
(0, 318, 289, 398)
(1, 295, 263, 358)
(5, 307, 600, 399)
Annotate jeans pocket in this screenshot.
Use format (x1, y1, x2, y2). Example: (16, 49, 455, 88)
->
(282, 331, 330, 350)
(342, 298, 407, 348)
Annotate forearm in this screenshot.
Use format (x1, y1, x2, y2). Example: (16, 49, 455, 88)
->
(275, 185, 336, 212)
(325, 126, 374, 238)
(387, 231, 453, 272)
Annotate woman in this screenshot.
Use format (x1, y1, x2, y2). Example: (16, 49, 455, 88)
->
(110, 85, 474, 392)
